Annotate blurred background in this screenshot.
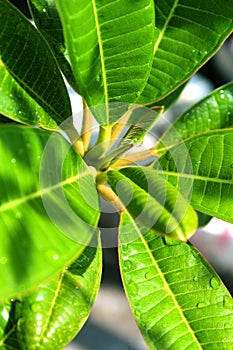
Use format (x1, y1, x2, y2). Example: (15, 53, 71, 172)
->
(8, 1, 233, 349)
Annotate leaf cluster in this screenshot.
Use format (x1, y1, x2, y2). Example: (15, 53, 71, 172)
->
(0, 0, 233, 349)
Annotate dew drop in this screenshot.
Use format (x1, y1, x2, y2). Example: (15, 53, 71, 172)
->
(230, 163, 233, 169)
(0, 256, 8, 265)
(145, 271, 154, 280)
(121, 244, 129, 253)
(136, 91, 140, 97)
(46, 250, 60, 264)
(9, 94, 13, 98)
(123, 259, 132, 270)
(11, 158, 16, 164)
(15, 211, 22, 219)
(223, 295, 233, 310)
(42, 8, 47, 13)
(129, 283, 138, 296)
(30, 302, 42, 312)
(196, 302, 205, 309)
(193, 276, 198, 282)
(96, 74, 101, 82)
(18, 110, 22, 115)
(53, 254, 59, 261)
(209, 277, 220, 290)
(192, 49, 196, 53)
(224, 323, 231, 329)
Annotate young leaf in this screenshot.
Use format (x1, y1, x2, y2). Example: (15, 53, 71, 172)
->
(119, 106, 163, 148)
(137, 0, 233, 104)
(27, 0, 78, 92)
(0, 125, 100, 300)
(107, 167, 197, 241)
(153, 129, 233, 223)
(156, 82, 233, 153)
(55, 0, 155, 124)
(119, 212, 233, 350)
(0, 0, 71, 128)
(15, 234, 102, 350)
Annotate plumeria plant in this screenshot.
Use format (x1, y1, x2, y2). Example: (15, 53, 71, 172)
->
(0, 0, 233, 349)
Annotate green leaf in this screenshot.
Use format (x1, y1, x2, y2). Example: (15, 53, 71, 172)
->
(107, 167, 197, 241)
(0, 0, 71, 129)
(0, 125, 100, 300)
(119, 212, 233, 350)
(137, 0, 233, 104)
(153, 129, 233, 223)
(55, 0, 155, 124)
(156, 82, 233, 153)
(120, 106, 163, 147)
(27, 0, 78, 92)
(15, 234, 102, 350)
(0, 301, 19, 349)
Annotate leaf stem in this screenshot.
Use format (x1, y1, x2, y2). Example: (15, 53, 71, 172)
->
(66, 126, 85, 157)
(97, 184, 125, 213)
(95, 124, 112, 156)
(81, 99, 93, 152)
(112, 148, 158, 167)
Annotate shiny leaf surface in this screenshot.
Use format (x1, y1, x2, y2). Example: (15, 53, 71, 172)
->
(16, 234, 102, 350)
(156, 82, 233, 153)
(137, 0, 233, 104)
(0, 0, 71, 129)
(153, 129, 233, 223)
(28, 0, 78, 92)
(55, 0, 155, 124)
(107, 167, 197, 241)
(0, 125, 100, 300)
(120, 212, 233, 350)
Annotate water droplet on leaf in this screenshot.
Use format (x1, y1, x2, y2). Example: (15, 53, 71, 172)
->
(223, 296, 233, 310)
(123, 259, 132, 270)
(209, 277, 220, 290)
(0, 256, 8, 265)
(30, 302, 42, 312)
(15, 211, 22, 219)
(121, 244, 129, 253)
(230, 163, 233, 169)
(96, 74, 101, 82)
(11, 158, 16, 164)
(196, 302, 205, 308)
(193, 276, 198, 282)
(224, 323, 232, 329)
(145, 271, 154, 279)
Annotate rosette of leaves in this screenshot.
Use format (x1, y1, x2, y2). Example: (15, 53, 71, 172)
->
(0, 0, 233, 349)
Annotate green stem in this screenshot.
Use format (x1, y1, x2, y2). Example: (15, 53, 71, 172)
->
(95, 124, 112, 156)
